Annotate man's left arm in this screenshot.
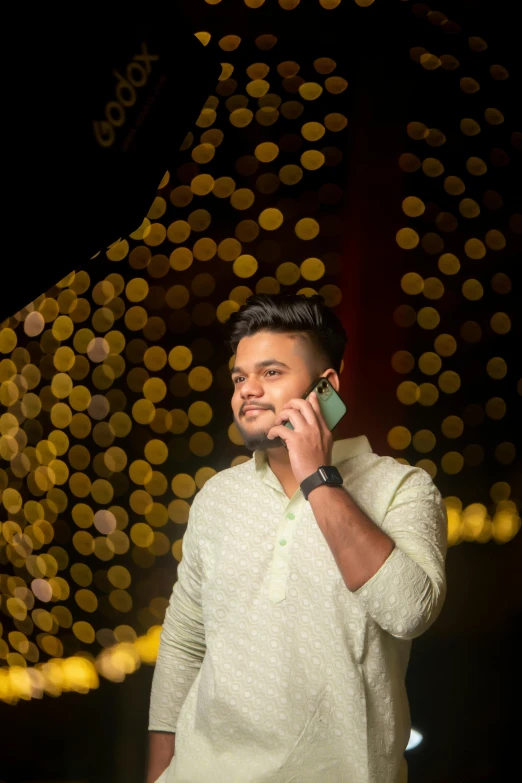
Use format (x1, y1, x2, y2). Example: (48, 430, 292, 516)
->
(308, 469, 448, 640)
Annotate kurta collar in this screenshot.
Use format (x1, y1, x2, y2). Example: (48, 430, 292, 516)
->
(253, 435, 372, 474)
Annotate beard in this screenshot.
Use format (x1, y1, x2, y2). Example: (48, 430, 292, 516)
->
(233, 414, 286, 452)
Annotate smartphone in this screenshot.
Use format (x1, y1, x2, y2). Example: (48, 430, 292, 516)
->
(284, 377, 347, 433)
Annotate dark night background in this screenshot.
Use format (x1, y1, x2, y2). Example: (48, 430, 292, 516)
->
(1, 2, 520, 782)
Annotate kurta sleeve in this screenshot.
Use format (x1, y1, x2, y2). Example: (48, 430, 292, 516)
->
(353, 468, 447, 640)
(148, 489, 207, 732)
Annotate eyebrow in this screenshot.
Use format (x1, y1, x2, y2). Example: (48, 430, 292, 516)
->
(230, 359, 291, 376)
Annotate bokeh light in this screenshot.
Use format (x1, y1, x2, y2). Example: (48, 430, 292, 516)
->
(0, 3, 519, 707)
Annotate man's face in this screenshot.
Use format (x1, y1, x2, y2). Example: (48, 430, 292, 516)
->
(230, 330, 319, 452)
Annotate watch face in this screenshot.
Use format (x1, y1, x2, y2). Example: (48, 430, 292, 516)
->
(319, 466, 343, 484)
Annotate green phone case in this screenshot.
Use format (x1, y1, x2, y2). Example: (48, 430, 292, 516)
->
(284, 377, 347, 432)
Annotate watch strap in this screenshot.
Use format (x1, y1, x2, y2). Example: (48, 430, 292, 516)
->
(300, 466, 343, 501)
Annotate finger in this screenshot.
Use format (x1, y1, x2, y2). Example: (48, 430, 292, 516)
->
(283, 396, 317, 427)
(274, 407, 306, 429)
(267, 424, 293, 442)
(307, 392, 329, 431)
(299, 394, 327, 430)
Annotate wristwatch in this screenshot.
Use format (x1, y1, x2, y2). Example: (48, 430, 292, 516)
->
(300, 465, 343, 500)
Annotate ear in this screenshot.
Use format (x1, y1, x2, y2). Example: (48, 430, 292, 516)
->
(321, 369, 340, 393)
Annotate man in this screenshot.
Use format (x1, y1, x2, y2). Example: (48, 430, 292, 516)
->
(147, 293, 447, 783)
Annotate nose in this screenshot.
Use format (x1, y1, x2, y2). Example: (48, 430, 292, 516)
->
(239, 376, 264, 398)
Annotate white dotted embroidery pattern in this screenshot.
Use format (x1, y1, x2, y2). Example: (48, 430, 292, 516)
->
(149, 441, 447, 783)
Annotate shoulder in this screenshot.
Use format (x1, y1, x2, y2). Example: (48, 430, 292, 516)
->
(193, 458, 254, 503)
(340, 451, 436, 493)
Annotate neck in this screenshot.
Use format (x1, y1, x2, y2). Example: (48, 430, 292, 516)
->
(266, 446, 300, 498)
(266, 444, 292, 475)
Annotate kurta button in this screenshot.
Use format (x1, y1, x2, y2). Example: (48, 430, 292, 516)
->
(286, 513, 295, 519)
(279, 539, 287, 546)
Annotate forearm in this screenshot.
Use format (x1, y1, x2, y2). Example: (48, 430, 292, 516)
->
(147, 731, 175, 783)
(308, 483, 395, 592)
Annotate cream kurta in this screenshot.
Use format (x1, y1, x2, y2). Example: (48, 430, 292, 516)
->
(149, 436, 447, 783)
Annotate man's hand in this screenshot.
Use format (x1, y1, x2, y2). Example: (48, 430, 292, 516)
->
(267, 392, 333, 484)
(146, 731, 175, 783)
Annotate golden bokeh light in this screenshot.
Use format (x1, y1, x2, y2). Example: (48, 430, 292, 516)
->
(0, 7, 518, 706)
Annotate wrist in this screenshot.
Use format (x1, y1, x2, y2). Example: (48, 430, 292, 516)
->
(300, 465, 343, 500)
(307, 481, 340, 496)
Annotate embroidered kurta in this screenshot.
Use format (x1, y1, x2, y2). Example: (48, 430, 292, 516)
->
(149, 436, 447, 783)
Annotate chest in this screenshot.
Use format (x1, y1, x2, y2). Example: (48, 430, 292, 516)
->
(198, 491, 344, 609)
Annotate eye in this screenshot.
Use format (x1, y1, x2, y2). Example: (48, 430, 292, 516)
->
(232, 370, 280, 384)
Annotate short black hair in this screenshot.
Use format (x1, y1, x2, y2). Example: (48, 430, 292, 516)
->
(222, 293, 347, 374)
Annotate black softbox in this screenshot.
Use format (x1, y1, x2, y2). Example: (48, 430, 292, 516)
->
(1, 3, 220, 321)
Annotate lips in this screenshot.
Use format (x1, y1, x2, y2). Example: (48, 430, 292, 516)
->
(243, 408, 268, 415)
